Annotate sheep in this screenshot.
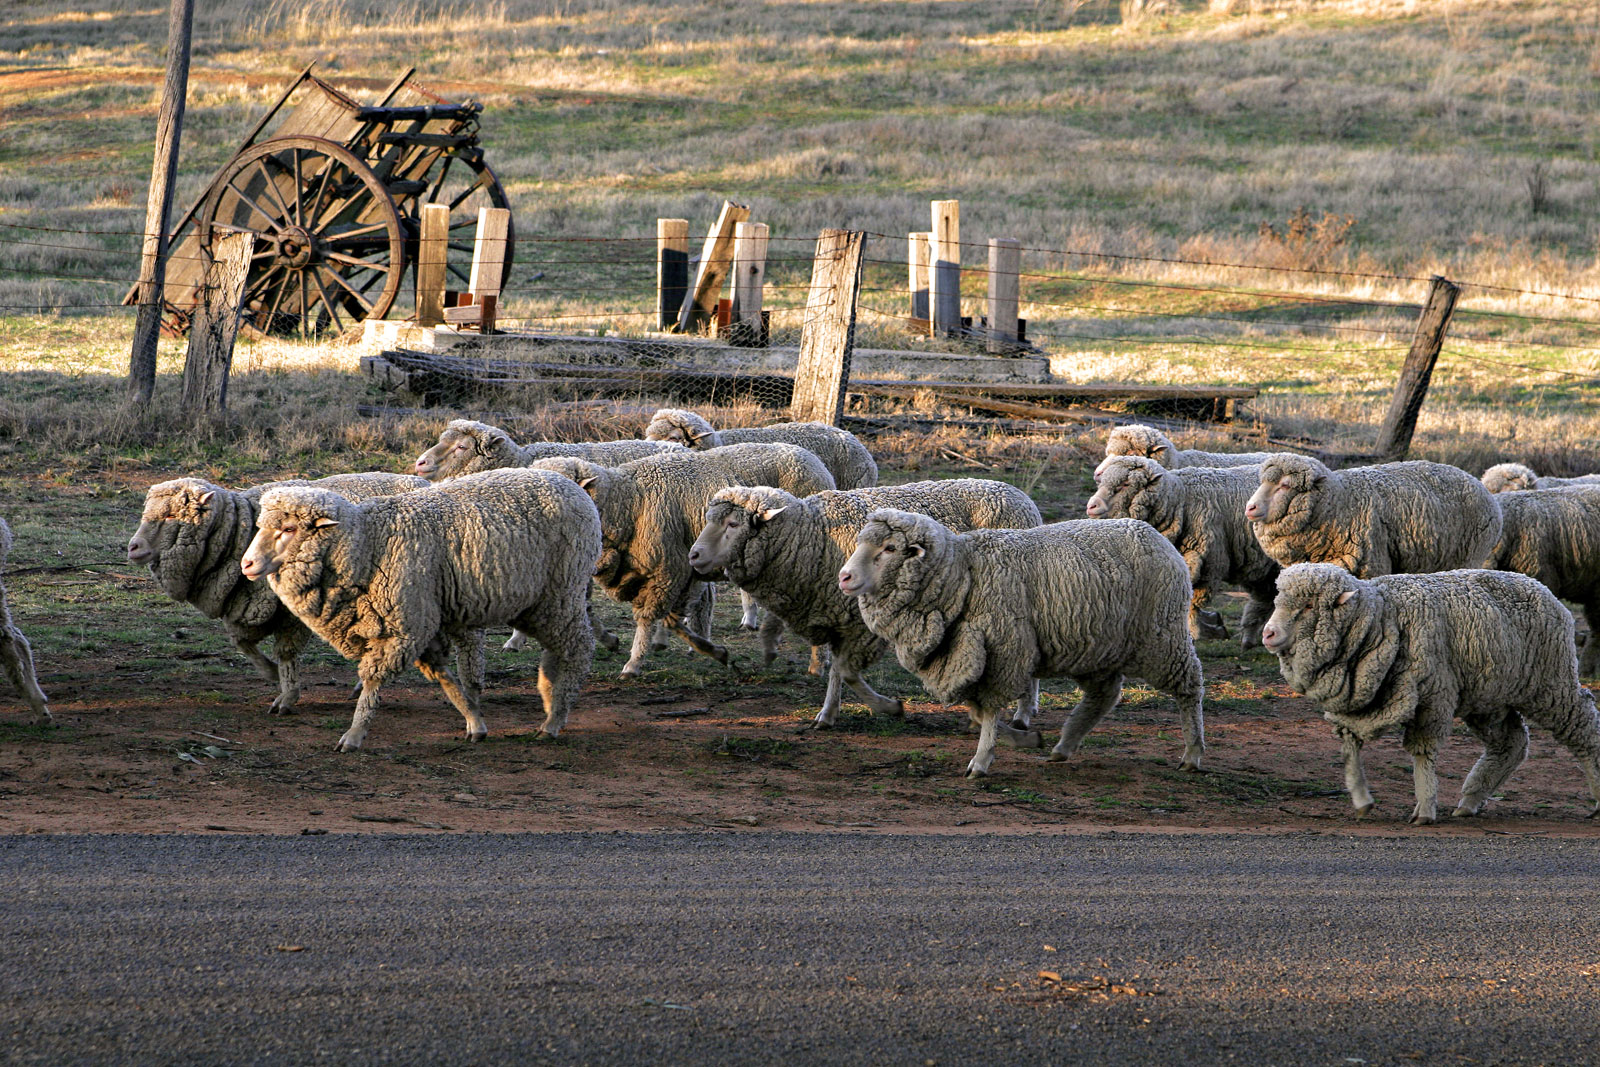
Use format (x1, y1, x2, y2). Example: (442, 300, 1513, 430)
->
(0, 517, 50, 724)
(414, 419, 683, 482)
(127, 472, 431, 714)
(644, 408, 878, 491)
(239, 468, 601, 752)
(532, 442, 836, 677)
(689, 479, 1043, 726)
(839, 509, 1205, 778)
(1483, 487, 1600, 676)
(1096, 423, 1272, 478)
(1244, 454, 1501, 578)
(1481, 462, 1600, 495)
(1087, 458, 1279, 648)
(1262, 562, 1600, 824)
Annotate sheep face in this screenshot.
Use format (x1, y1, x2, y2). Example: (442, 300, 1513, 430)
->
(240, 490, 345, 582)
(1245, 455, 1327, 531)
(1096, 424, 1174, 477)
(690, 489, 790, 578)
(414, 420, 511, 481)
(1481, 463, 1539, 494)
(1260, 562, 1364, 661)
(127, 478, 219, 566)
(1086, 457, 1163, 520)
(644, 408, 717, 449)
(839, 513, 930, 598)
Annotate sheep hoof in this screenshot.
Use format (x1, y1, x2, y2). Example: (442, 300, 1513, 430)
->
(1198, 620, 1229, 641)
(1179, 758, 1203, 773)
(887, 700, 907, 720)
(740, 619, 761, 633)
(619, 665, 643, 679)
(964, 765, 989, 779)
(466, 729, 487, 743)
(1353, 803, 1374, 820)
(267, 701, 295, 716)
(1047, 749, 1070, 763)
(811, 714, 834, 729)
(334, 734, 362, 753)
(1452, 804, 1479, 818)
(1409, 812, 1437, 826)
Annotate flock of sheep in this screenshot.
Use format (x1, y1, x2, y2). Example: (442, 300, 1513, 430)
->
(4, 412, 1600, 826)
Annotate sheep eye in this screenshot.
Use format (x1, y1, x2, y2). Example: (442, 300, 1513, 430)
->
(279, 525, 297, 537)
(882, 545, 897, 554)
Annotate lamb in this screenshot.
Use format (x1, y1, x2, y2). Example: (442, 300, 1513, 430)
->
(1087, 458, 1279, 648)
(1262, 562, 1600, 824)
(1244, 454, 1501, 578)
(0, 517, 50, 723)
(1483, 487, 1600, 676)
(644, 408, 878, 491)
(127, 472, 430, 713)
(414, 419, 683, 482)
(1481, 462, 1600, 495)
(239, 468, 601, 751)
(1096, 423, 1272, 478)
(532, 443, 836, 677)
(689, 480, 1043, 726)
(839, 510, 1205, 778)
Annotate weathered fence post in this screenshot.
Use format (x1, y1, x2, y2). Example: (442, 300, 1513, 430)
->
(930, 200, 961, 338)
(987, 237, 1021, 354)
(1374, 275, 1460, 461)
(790, 229, 866, 426)
(732, 221, 768, 335)
(128, 0, 195, 404)
(416, 203, 449, 327)
(908, 230, 931, 327)
(676, 200, 750, 334)
(180, 231, 253, 417)
(657, 218, 689, 330)
(443, 207, 510, 333)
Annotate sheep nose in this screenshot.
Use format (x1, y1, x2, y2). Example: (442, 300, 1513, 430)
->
(1085, 499, 1102, 517)
(1244, 501, 1260, 520)
(838, 568, 854, 587)
(687, 545, 703, 566)
(414, 457, 431, 473)
(127, 537, 147, 561)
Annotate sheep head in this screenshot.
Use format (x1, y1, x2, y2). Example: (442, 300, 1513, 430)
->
(128, 478, 225, 567)
(1481, 462, 1539, 494)
(241, 487, 349, 585)
(415, 419, 517, 481)
(690, 486, 795, 580)
(1245, 453, 1329, 533)
(1087, 456, 1166, 521)
(644, 408, 720, 449)
(1097, 424, 1176, 477)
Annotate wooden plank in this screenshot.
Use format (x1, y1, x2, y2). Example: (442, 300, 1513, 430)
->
(986, 238, 1021, 354)
(790, 229, 867, 425)
(1375, 275, 1460, 460)
(416, 203, 449, 327)
(732, 221, 769, 327)
(676, 200, 750, 334)
(907, 231, 930, 324)
(443, 303, 482, 325)
(930, 200, 961, 338)
(468, 207, 511, 301)
(180, 231, 253, 416)
(656, 218, 689, 330)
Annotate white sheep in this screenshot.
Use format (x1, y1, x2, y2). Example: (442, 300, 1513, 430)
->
(1262, 562, 1600, 824)
(414, 419, 683, 482)
(1096, 423, 1272, 478)
(0, 517, 50, 724)
(1483, 487, 1600, 676)
(644, 408, 878, 491)
(532, 443, 836, 677)
(1481, 462, 1600, 494)
(689, 480, 1043, 726)
(239, 468, 601, 751)
(1087, 458, 1279, 647)
(840, 510, 1205, 778)
(1244, 454, 1501, 577)
(127, 473, 430, 713)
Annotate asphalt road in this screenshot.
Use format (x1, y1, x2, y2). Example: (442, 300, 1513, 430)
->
(1, 830, 1597, 1066)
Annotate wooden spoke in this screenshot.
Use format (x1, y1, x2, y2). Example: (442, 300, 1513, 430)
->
(290, 149, 304, 225)
(446, 170, 492, 212)
(253, 159, 297, 225)
(424, 153, 454, 204)
(221, 178, 284, 232)
(310, 271, 344, 333)
(320, 266, 375, 313)
(324, 251, 387, 273)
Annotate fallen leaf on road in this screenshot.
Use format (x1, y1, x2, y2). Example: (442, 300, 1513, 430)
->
(275, 945, 305, 953)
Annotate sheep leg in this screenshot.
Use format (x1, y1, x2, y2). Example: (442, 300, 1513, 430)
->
(0, 621, 50, 724)
(967, 709, 1002, 778)
(664, 613, 729, 666)
(233, 636, 280, 686)
(416, 639, 487, 743)
(337, 673, 385, 752)
(456, 630, 486, 708)
(1049, 673, 1123, 764)
(1009, 680, 1040, 730)
(267, 626, 309, 715)
(840, 661, 903, 718)
(1336, 727, 1375, 817)
(686, 582, 714, 640)
(1582, 603, 1600, 677)
(1403, 726, 1441, 825)
(1191, 586, 1228, 641)
(622, 616, 654, 678)
(526, 588, 613, 652)
(739, 590, 761, 631)
(522, 607, 595, 739)
(650, 622, 670, 652)
(809, 645, 827, 676)
(759, 611, 784, 667)
(815, 663, 845, 727)
(503, 629, 528, 652)
(1535, 687, 1600, 817)
(1454, 712, 1529, 818)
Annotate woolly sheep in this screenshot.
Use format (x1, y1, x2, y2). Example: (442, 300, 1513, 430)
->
(532, 443, 836, 677)
(239, 468, 601, 751)
(0, 517, 50, 724)
(1481, 462, 1600, 495)
(1096, 423, 1272, 478)
(644, 408, 878, 491)
(1087, 458, 1279, 648)
(414, 419, 683, 482)
(689, 479, 1043, 726)
(1483, 487, 1600, 676)
(1244, 454, 1501, 577)
(839, 510, 1205, 778)
(1262, 563, 1600, 824)
(127, 472, 430, 714)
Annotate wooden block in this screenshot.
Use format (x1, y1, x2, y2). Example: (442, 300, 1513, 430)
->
(657, 218, 689, 330)
(987, 237, 1021, 354)
(444, 303, 482, 325)
(468, 206, 511, 300)
(908, 231, 930, 322)
(930, 200, 960, 338)
(733, 221, 769, 326)
(417, 203, 449, 327)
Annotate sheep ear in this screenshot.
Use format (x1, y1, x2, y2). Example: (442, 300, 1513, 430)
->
(1148, 468, 1164, 481)
(905, 543, 925, 559)
(313, 517, 340, 530)
(198, 490, 215, 505)
(1336, 590, 1355, 606)
(577, 476, 601, 498)
(757, 505, 786, 523)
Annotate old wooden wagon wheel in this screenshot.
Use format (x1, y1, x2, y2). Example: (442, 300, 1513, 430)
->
(409, 150, 515, 296)
(203, 136, 406, 338)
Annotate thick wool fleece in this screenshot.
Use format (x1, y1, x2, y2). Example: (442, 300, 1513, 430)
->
(1100, 423, 1271, 472)
(850, 510, 1203, 777)
(1484, 487, 1600, 675)
(699, 480, 1041, 724)
(1267, 563, 1600, 823)
(416, 419, 682, 481)
(129, 472, 428, 712)
(249, 468, 601, 750)
(1089, 457, 1279, 647)
(1481, 462, 1600, 494)
(1248, 454, 1501, 577)
(0, 517, 50, 722)
(644, 408, 878, 490)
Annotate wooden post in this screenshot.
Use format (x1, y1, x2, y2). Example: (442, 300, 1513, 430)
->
(656, 218, 689, 330)
(732, 221, 769, 327)
(180, 232, 253, 417)
(468, 206, 511, 304)
(790, 229, 866, 426)
(416, 203, 449, 327)
(986, 237, 1021, 354)
(128, 0, 195, 404)
(908, 231, 930, 327)
(676, 200, 750, 334)
(930, 200, 961, 338)
(1375, 275, 1461, 461)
